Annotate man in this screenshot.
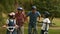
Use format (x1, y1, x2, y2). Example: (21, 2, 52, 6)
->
(15, 7, 26, 34)
(26, 6, 41, 34)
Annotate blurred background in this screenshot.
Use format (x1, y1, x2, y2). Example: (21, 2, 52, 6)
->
(0, 0, 60, 34)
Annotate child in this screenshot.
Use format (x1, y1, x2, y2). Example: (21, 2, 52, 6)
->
(3, 12, 17, 34)
(41, 11, 50, 34)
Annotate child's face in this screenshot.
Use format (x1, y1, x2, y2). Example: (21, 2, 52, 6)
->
(9, 16, 15, 19)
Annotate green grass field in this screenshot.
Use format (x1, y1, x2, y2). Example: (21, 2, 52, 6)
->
(52, 18, 60, 26)
(0, 18, 60, 34)
(24, 29, 60, 34)
(0, 28, 60, 34)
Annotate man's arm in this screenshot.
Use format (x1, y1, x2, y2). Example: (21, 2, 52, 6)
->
(38, 15, 41, 20)
(37, 12, 41, 22)
(22, 11, 26, 21)
(25, 12, 31, 23)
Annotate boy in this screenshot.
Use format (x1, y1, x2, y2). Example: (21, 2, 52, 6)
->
(41, 11, 50, 34)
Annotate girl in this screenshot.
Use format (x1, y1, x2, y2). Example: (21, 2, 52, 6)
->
(3, 12, 18, 34)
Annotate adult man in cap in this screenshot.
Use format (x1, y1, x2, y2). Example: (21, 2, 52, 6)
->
(15, 7, 26, 34)
(26, 6, 41, 34)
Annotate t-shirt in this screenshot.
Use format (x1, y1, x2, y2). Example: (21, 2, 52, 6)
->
(41, 18, 50, 31)
(27, 11, 40, 24)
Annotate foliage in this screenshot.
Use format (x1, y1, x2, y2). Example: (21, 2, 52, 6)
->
(0, 0, 60, 17)
(0, 0, 60, 24)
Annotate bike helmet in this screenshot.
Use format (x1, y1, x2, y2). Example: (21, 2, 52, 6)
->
(17, 7, 23, 11)
(43, 11, 50, 18)
(32, 6, 36, 9)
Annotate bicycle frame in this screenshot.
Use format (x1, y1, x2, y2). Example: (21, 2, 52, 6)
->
(6, 26, 15, 34)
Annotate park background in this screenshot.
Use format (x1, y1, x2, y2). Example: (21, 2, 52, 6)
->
(0, 0, 60, 34)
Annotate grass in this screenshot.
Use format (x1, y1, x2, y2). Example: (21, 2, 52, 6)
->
(0, 18, 60, 34)
(24, 28, 60, 34)
(52, 18, 60, 26)
(49, 29, 60, 34)
(0, 28, 60, 34)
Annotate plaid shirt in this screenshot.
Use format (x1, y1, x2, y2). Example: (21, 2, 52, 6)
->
(15, 12, 25, 27)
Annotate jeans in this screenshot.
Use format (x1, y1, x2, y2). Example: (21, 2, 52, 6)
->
(28, 23, 38, 34)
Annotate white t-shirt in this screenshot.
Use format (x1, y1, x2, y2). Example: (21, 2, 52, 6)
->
(6, 19, 16, 25)
(41, 18, 50, 31)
